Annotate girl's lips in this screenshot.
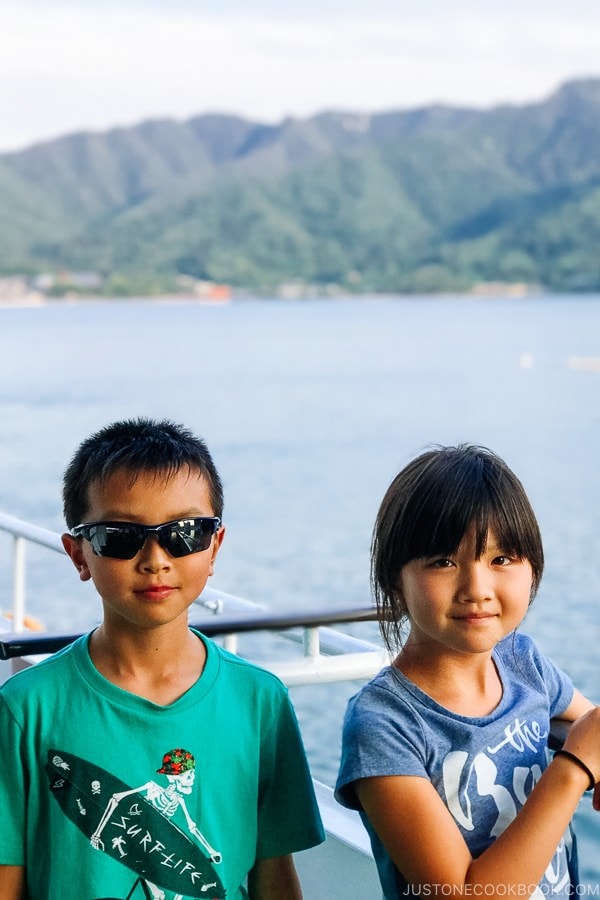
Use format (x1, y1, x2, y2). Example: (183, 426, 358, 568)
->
(454, 613, 496, 623)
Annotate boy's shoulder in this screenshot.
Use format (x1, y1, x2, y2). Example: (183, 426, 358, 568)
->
(1, 636, 80, 703)
(1, 630, 292, 717)
(199, 632, 289, 696)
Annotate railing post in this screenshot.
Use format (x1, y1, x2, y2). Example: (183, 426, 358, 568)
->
(303, 627, 320, 658)
(223, 634, 238, 654)
(12, 537, 26, 632)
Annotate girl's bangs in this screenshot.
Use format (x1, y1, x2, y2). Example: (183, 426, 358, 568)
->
(405, 480, 536, 563)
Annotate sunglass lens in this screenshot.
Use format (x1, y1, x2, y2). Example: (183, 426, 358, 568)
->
(90, 524, 143, 559)
(162, 519, 214, 557)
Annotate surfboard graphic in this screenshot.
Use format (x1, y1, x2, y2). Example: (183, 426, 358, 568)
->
(46, 750, 226, 899)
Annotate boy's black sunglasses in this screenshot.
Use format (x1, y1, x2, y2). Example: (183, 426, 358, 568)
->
(70, 517, 221, 560)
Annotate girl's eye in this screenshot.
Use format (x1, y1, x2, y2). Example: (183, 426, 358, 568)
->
(429, 558, 454, 569)
(492, 555, 512, 566)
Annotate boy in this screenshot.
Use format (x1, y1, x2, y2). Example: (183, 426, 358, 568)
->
(0, 418, 324, 900)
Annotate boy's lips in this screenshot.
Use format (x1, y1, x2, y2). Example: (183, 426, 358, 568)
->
(136, 585, 176, 599)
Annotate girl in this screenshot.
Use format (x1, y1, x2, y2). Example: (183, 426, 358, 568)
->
(336, 444, 599, 898)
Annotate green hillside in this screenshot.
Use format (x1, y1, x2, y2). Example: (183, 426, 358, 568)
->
(3, 79, 600, 294)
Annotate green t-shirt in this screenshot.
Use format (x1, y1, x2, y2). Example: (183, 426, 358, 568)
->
(0, 630, 324, 899)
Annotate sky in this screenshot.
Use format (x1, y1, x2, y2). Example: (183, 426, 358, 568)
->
(2, 0, 600, 152)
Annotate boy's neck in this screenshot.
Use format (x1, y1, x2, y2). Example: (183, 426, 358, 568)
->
(88, 622, 207, 706)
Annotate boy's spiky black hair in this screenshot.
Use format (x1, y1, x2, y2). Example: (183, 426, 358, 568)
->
(63, 418, 223, 528)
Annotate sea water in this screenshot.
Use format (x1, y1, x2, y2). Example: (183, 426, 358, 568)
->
(0, 295, 599, 885)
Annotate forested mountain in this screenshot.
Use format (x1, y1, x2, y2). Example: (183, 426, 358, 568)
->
(3, 78, 600, 293)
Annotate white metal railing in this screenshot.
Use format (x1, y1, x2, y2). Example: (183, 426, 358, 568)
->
(0, 511, 64, 631)
(0, 511, 387, 683)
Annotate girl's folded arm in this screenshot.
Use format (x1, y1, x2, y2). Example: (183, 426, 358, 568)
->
(355, 759, 591, 894)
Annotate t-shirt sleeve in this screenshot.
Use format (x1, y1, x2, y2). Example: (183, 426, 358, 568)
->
(0, 693, 27, 864)
(255, 688, 325, 859)
(335, 679, 428, 811)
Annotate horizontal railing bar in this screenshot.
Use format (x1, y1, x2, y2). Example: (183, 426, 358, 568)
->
(270, 651, 388, 686)
(0, 605, 378, 660)
(0, 511, 65, 553)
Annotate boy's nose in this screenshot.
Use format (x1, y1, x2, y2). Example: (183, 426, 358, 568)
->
(136, 534, 172, 570)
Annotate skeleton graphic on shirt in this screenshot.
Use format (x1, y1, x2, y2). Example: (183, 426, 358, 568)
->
(89, 748, 221, 900)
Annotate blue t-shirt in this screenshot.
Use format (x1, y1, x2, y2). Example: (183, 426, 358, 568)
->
(335, 632, 576, 899)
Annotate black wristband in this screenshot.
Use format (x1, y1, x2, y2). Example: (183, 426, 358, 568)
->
(554, 749, 595, 791)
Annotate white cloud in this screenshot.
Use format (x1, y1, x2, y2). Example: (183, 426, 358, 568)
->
(1, 0, 600, 151)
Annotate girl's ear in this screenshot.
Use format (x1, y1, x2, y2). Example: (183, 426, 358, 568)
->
(393, 589, 408, 619)
(61, 533, 92, 582)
